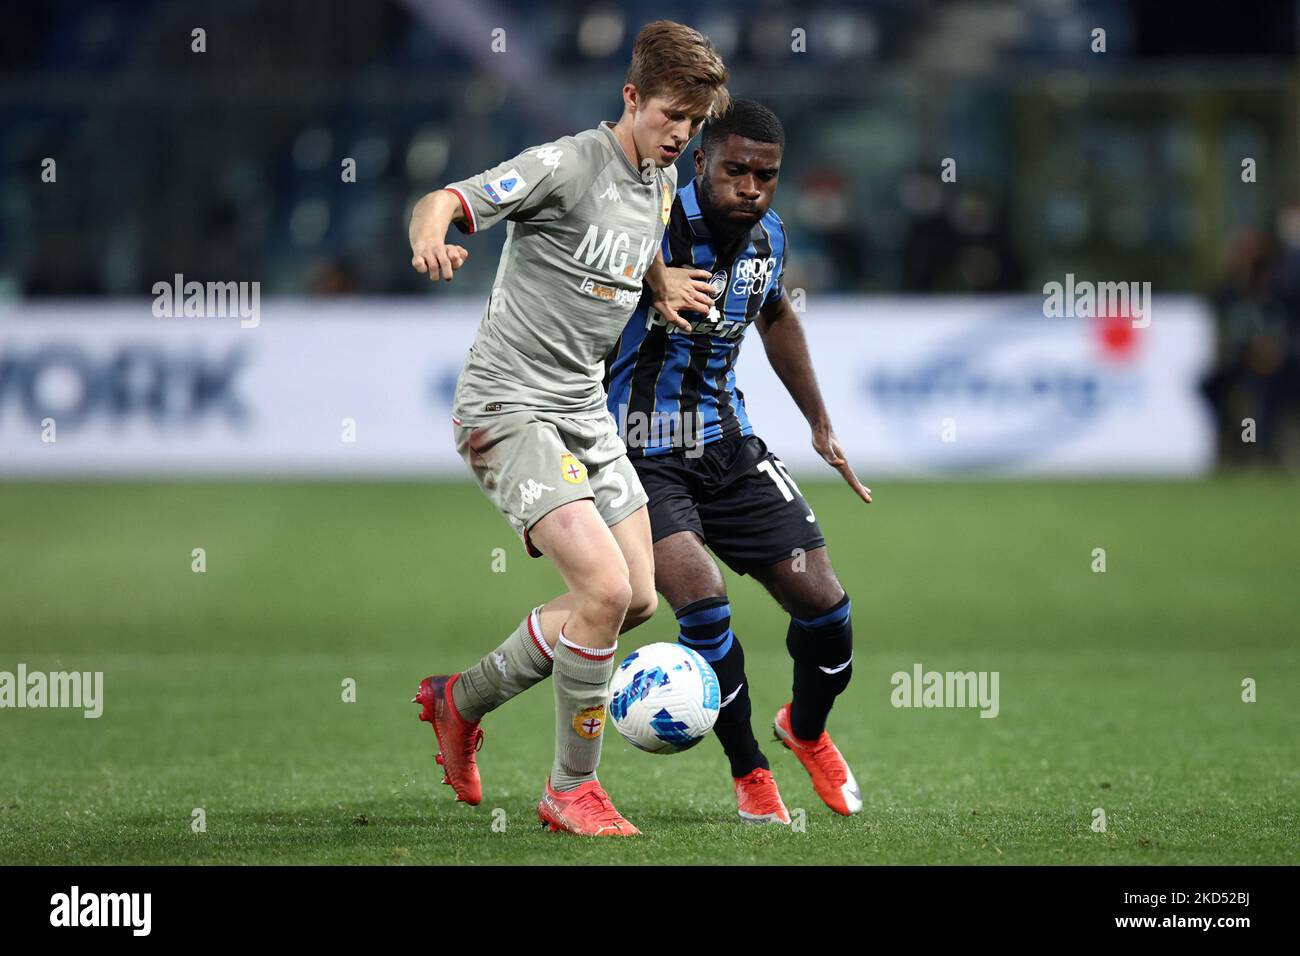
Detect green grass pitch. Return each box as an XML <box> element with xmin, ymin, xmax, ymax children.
<box><xmin>0</xmin><ymin>476</ymin><xmax>1296</xmax><ymax>865</ymax></box>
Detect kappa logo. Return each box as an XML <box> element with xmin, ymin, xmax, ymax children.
<box><xmin>519</xmin><ymin>479</ymin><xmax>555</xmax><ymax>510</ymax></box>
<box><xmin>573</xmin><ymin>704</ymin><xmax>606</xmax><ymax>739</ymax></box>
<box><xmin>599</xmin><ymin>182</ymin><xmax>622</xmax><ymax>203</ymax></box>
<box><xmin>529</xmin><ymin>146</ymin><xmax>564</xmax><ymax>175</ymax></box>
<box><xmin>560</xmin><ymin>452</ymin><xmax>587</xmax><ymax>484</ymax></box>
<box><xmin>491</xmin><ymin>652</ymin><xmax>507</xmax><ymax>679</ymax></box>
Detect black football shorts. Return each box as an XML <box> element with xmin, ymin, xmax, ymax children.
<box><xmin>631</xmin><ymin>432</ymin><xmax>826</xmax><ymax>575</ymax></box>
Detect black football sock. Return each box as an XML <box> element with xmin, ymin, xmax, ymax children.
<box><xmin>786</xmin><ymin>594</ymin><xmax>853</xmax><ymax>741</ymax></box>
<box><xmin>676</xmin><ymin>597</ymin><xmax>768</xmax><ymax>778</ymax></box>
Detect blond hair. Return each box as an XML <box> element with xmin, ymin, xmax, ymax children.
<box><xmin>627</xmin><ymin>20</ymin><xmax>731</xmax><ymax>120</ymax></box>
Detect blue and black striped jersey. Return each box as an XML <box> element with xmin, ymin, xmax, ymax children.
<box><xmin>604</xmin><ymin>177</ymin><xmax>788</xmax><ymax>457</ymax></box>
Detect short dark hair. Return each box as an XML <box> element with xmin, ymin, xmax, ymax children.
<box><xmin>701</xmin><ymin>99</ymin><xmax>785</xmax><ymax>155</ymax></box>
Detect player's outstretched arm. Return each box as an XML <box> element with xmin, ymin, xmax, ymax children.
<box><xmin>411</xmin><ymin>137</ymin><xmax>584</xmax><ymax>283</ymax></box>
<box><xmin>409</xmin><ymin>190</ymin><xmax>470</xmax><ymax>282</ymax></box>
<box><xmin>756</xmin><ymin>293</ymin><xmax>872</xmax><ymax>504</ymax></box>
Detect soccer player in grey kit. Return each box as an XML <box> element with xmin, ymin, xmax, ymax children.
<box><xmin>406</xmin><ymin>21</ymin><xmax>730</xmax><ymax>836</ymax></box>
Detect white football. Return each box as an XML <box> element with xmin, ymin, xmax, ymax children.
<box><xmin>609</xmin><ymin>642</ymin><xmax>720</xmax><ymax>754</ymax></box>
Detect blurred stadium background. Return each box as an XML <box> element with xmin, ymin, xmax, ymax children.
<box><xmin>0</xmin><ymin>1</ymin><xmax>1297</xmax><ymax>865</ymax></box>
<box><xmin>2</xmin><ymin>0</ymin><xmax>1299</xmax><ymax>467</ymax></box>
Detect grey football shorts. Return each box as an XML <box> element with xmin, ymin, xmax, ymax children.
<box><xmin>453</xmin><ymin>408</ymin><xmax>648</xmax><ymax>557</ymax></box>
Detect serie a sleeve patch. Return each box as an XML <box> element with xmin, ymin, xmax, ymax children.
<box><xmin>484</xmin><ymin>169</ymin><xmax>528</xmax><ymax>205</ymax></box>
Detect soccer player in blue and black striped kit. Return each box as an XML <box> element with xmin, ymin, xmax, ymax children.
<box><xmin>605</xmin><ymin>100</ymin><xmax>873</xmax><ymax>823</ymax></box>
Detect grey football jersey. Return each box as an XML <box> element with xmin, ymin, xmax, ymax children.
<box><xmin>445</xmin><ymin>121</ymin><xmax>678</xmax><ymax>419</ymax></box>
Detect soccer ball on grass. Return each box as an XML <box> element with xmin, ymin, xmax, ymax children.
<box><xmin>609</xmin><ymin>642</ymin><xmax>720</xmax><ymax>754</ymax></box>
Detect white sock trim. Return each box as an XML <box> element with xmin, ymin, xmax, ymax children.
<box><xmin>527</xmin><ymin>607</ymin><xmax>554</xmax><ymax>660</ymax></box>
<box><xmin>558</xmin><ymin>628</ymin><xmax>616</xmax><ymax>657</ymax></box>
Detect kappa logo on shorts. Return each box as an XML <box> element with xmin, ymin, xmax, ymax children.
<box><xmin>573</xmin><ymin>704</ymin><xmax>606</xmax><ymax>739</ymax></box>
<box><xmin>519</xmin><ymin>479</ymin><xmax>555</xmax><ymax>510</ymax></box>
<box><xmin>560</xmin><ymin>452</ymin><xmax>587</xmax><ymax>484</ymax></box>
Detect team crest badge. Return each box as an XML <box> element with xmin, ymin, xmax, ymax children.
<box><xmin>573</xmin><ymin>704</ymin><xmax>605</xmax><ymax>739</ymax></box>
<box><xmin>560</xmin><ymin>452</ymin><xmax>587</xmax><ymax>484</ymax></box>
<box><xmin>661</xmin><ymin>183</ymin><xmax>673</xmax><ymax>225</ymax></box>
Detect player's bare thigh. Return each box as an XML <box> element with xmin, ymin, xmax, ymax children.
<box><xmin>528</xmin><ymin>499</ymin><xmax>631</xmax><ymax>648</ymax></box>
<box><xmin>607</xmin><ymin>505</ymin><xmax>657</xmax><ymax>628</ymax></box>
<box><xmin>532</xmin><ymin>503</ymin><xmax>658</xmax><ymax>645</ymax></box>
<box><xmin>653</xmin><ymin>530</ymin><xmax>727</xmax><ymax>611</ymax></box>
<box><xmin>750</xmin><ymin>545</ymin><xmax>846</xmax><ymax>618</ymax></box>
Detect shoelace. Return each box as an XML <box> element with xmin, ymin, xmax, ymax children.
<box><xmin>572</xmin><ymin>786</ymin><xmax>624</xmax><ymax>824</ymax></box>
<box><xmin>805</xmin><ymin>737</ymin><xmax>848</xmax><ymax>787</ymax></box>
<box><xmin>436</xmin><ymin>727</ymin><xmax>483</xmax><ymax>777</ymax></box>
<box><xmin>739</xmin><ymin>770</ymin><xmax>784</xmax><ymax>813</ymax></box>
<box><xmin>460</xmin><ymin>727</ymin><xmax>485</xmax><ymax>761</ymax></box>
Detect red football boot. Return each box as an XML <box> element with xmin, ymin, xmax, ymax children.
<box><xmin>774</xmin><ymin>702</ymin><xmax>862</xmax><ymax>816</ymax></box>
<box><xmin>537</xmin><ymin>777</ymin><xmax>641</xmax><ymax>836</ymax></box>
<box><xmin>733</xmin><ymin>767</ymin><xmax>792</xmax><ymax>825</ymax></box>
<box><xmin>413</xmin><ymin>674</ymin><xmax>484</xmax><ymax>806</ymax></box>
